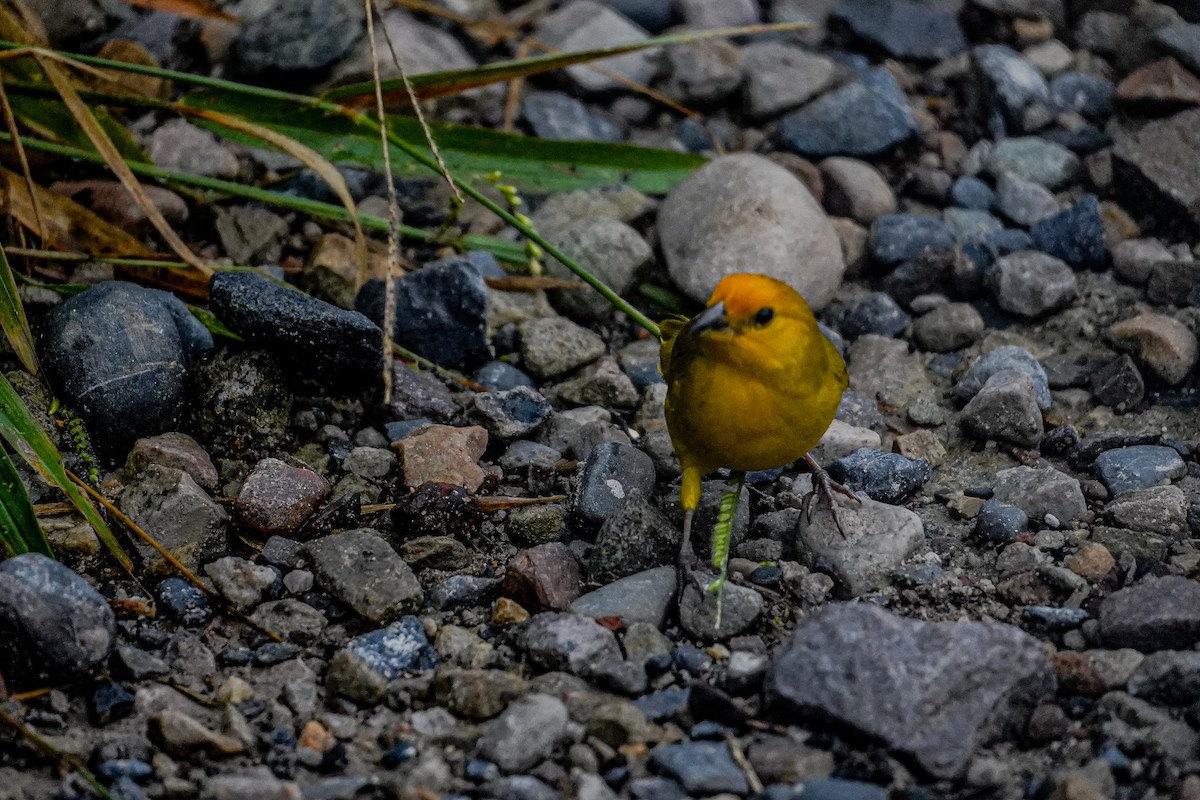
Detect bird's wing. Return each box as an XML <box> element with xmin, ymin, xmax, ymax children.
<box><xmin>657</xmin><ymin>316</ymin><xmax>688</xmax><ymax>377</ymax></box>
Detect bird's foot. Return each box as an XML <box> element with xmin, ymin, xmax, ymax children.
<box><xmin>803</xmin><ymin>454</ymin><xmax>861</xmax><ymax>538</ymax></box>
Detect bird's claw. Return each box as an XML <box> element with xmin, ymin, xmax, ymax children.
<box><xmin>803</xmin><ymin>456</ymin><xmax>861</xmax><ymax>539</ymax></box>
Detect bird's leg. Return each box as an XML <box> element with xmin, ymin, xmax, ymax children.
<box><xmin>679</xmin><ymin>508</ymin><xmax>699</xmax><ymax>572</ymax></box>
<box><xmin>802</xmin><ymin>453</ymin><xmax>860</xmax><ymax>538</ymax></box>
<box><xmin>706</xmin><ymin>471</ymin><xmax>744</xmax><ymax>629</ymax></box>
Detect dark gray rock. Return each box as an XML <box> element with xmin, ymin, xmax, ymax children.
<box><xmin>833</xmin><ymin>292</ymin><xmax>909</xmax><ymax>339</ymax></box>
<box><xmin>830</xmin><ymin>0</ymin><xmax>966</xmax><ymax>60</ymax></box>
<box><xmin>987</xmin><ymin>251</ymin><xmax>1077</xmax><ymax>318</ymax></box>
<box><xmin>795</xmin><ymin>495</ymin><xmax>925</xmax><ymax>595</ymax></box>
<box><xmin>993</xmin><ymin>171</ymin><xmax>1060</xmax><ymax>227</ymax></box>
<box><xmin>39</xmin><ymin>281</ymin><xmax>212</xmax><ymax>460</ymax></box>
<box><xmin>301</xmin><ymin>529</ymin><xmax>423</xmax><ymax>622</ymax></box>
<box><xmin>1090</xmin><ymin>355</ymin><xmax>1145</xmax><ymax>413</ymax></box>
<box><xmin>1029</xmin><ymin>195</ymin><xmax>1107</xmax><ymax>269</ymax></box>
<box><xmin>478</xmin><ymin>694</ymin><xmax>569</xmax><ymax>773</ymax></box>
<box><xmin>950</xmin><ymin>177</ymin><xmax>994</xmax><ymax>210</ymax></box>
<box><xmin>519</xmin><ymin>612</ymin><xmax>625</xmax><ymax>681</ymax></box>
<box><xmin>190</xmin><ymin>349</ymin><xmax>292</xmax><ymax>455</ymax></box>
<box><xmin>231</xmin><ymin>0</ymin><xmax>363</xmax><ymax>77</ymax></box>
<box><xmin>1099</xmin><ymin>576</ymin><xmax>1200</xmax><ymax>651</ymax></box>
<box><xmin>209</xmin><ymin>271</ymin><xmax>383</xmax><ymax>391</ymax></box>
<box><xmin>1156</xmin><ymin>23</ymin><xmax>1200</xmax><ymax>76</ymax></box>
<box><xmin>469</xmin><ymin>387</ymin><xmax>552</xmax><ymax>441</ymax></box>
<box><xmin>0</xmin><ymin>554</ymin><xmax>115</xmax><ymax>687</ymax></box>
<box><xmin>954</xmin><ymin>346</ymin><xmax>1051</xmax><ymax>409</ymax></box>
<box><xmin>571</xmin><ymin>442</ymin><xmax>657</xmax><ymax>529</ymax></box>
<box><xmin>650</xmin><ymin>741</ymin><xmax>750</xmax><ymax>795</ymax></box>
<box><xmin>777</xmin><ymin>69</ymin><xmax>918</xmax><ymax>157</ymax></box>
<box><xmin>120</xmin><ymin>465</ymin><xmax>229</xmax><ymax>574</ymax></box>
<box><xmin>763</xmin><ymin>603</ymin><xmax>1055</xmax><ymax>779</ymax></box>
<box><xmin>959</xmin><ymin>370</ymin><xmax>1044</xmax><ymax>448</ymax></box>
<box><xmin>1094</xmin><ymin>445</ymin><xmax>1187</xmax><ymax>496</ymax></box>
<box><xmin>357</xmin><ymin>261</ymin><xmax>490</xmax><ymax>369</ymax></box>
<box><xmin>1112</xmin><ymin>108</ymin><xmax>1200</xmax><ymax>235</ymax></box>
<box><xmin>1049</xmin><ymin>73</ymin><xmax>1115</xmax><ymax>120</ymax></box>
<box><xmin>975</xmin><ymin>500</ymin><xmax>1028</xmax><ymax>543</ymax></box>
<box><xmin>473</xmin><ymin>361</ymin><xmax>537</xmax><ymax>392</ymax></box>
<box><xmin>570</xmin><ymin>567</ymin><xmax>677</xmax><ymax>628</ymax></box>
<box><xmin>1128</xmin><ymin>650</ymin><xmax>1200</xmax><ymax>705</ymax></box>
<box><xmin>156</xmin><ymin>577</ymin><xmax>213</xmax><ymax>626</ymax></box>
<box><xmin>1147</xmin><ymin>260</ymin><xmax>1200</xmax><ymax>305</ymax></box>
<box><xmin>678</xmin><ymin>577</ymin><xmax>764</xmax><ymax>640</ymax></box>
<box><xmin>868</xmin><ymin>214</ymin><xmax>956</xmax><ymax>269</ymax></box>
<box><xmin>522</xmin><ymin>91</ymin><xmax>622</xmax><ymax>141</ymax></box>
<box><xmin>828</xmin><ymin>448</ymin><xmax>931</xmax><ymax>504</ymax></box>
<box><xmin>991</xmin><ymin>465</ymin><xmax>1087</xmax><ymax>525</ymax></box>
<box><xmin>972</xmin><ymin>45</ymin><xmax>1051</xmax><ymax>134</ymax></box>
<box><xmin>326</xmin><ymin>616</ymin><xmax>437</xmax><ymax>703</ymax></box>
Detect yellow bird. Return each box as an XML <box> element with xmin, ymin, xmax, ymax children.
<box><xmin>660</xmin><ymin>273</ymin><xmax>852</xmax><ymax>584</ymax></box>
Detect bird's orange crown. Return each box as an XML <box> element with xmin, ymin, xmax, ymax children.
<box><xmin>707</xmin><ymin>273</ymin><xmax>813</xmax><ymax>322</ymax></box>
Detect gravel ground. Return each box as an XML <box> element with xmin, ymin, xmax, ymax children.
<box><xmin>5</xmin><ymin>1</ymin><xmax>1200</xmax><ymax>799</ymax></box>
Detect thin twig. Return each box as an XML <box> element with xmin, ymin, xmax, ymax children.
<box><xmin>0</xmin><ymin>77</ymin><xmax>45</xmax><ymax>244</ymax></box>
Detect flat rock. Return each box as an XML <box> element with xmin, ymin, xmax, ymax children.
<box><xmin>831</xmin><ymin>0</ymin><xmax>966</xmax><ymax>60</ymax></box>
<box><xmin>741</xmin><ymin>42</ymin><xmax>837</xmax><ymax>120</ymax></box>
<box><xmin>763</xmin><ymin>603</ymin><xmax>1055</xmax><ymax>779</ymax></box>
<box><xmin>1094</xmin><ymin>445</ymin><xmax>1187</xmax><ymax>496</ymax></box>
<box><xmin>987</xmin><ymin>250</ymin><xmax>1077</xmax><ymax>318</ymax></box>
<box><xmin>795</xmin><ymin>495</ymin><xmax>925</xmax><ymax>595</ymax></box>
<box><xmin>992</xmin><ymin>465</ymin><xmax>1087</xmax><ymax>524</ymax></box>
<box><xmin>777</xmin><ymin>68</ymin><xmax>919</xmax><ymax>158</ymax></box>
<box><xmin>570</xmin><ymin>567</ymin><xmax>677</xmax><ymax>629</ymax></box>
<box><xmin>536</xmin><ymin>0</ymin><xmax>657</xmax><ymax>92</ymax></box>
<box><xmin>478</xmin><ymin>694</ymin><xmax>569</xmax><ymax>773</ymax></box>
<box><xmin>658</xmin><ymin>153</ymin><xmax>844</xmax><ymax>310</ymax></box>
<box><xmin>394</xmin><ymin>424</ymin><xmax>488</xmax><ymax>491</ymax></box>
<box><xmin>301</xmin><ymin>529</ymin><xmax>422</xmax><ymax>622</ymax></box>
<box><xmin>1099</xmin><ymin>576</ymin><xmax>1200</xmax><ymax>651</ymax></box>
<box><xmin>121</xmin><ymin>465</ymin><xmax>229</xmax><ymax>574</ymax></box>
<box><xmin>1112</xmin><ymin>107</ymin><xmax>1200</xmax><ymax>235</ymax></box>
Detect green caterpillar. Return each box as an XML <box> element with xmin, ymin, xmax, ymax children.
<box><xmin>49</xmin><ymin>399</ymin><xmax>100</xmax><ymax>486</ymax></box>
<box><xmin>706</xmin><ymin>473</ymin><xmax>745</xmax><ymax>627</ymax></box>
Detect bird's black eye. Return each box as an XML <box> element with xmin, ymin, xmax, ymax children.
<box><xmin>755</xmin><ymin>307</ymin><xmax>775</xmax><ymax>326</ymax></box>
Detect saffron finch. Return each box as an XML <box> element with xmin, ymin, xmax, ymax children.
<box><xmin>660</xmin><ymin>273</ymin><xmax>852</xmax><ymax>585</ymax></box>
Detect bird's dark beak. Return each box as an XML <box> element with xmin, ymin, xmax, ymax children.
<box><xmin>688</xmin><ymin>301</ymin><xmax>728</xmax><ymax>334</ymax></box>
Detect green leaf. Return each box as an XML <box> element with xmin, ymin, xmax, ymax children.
<box><xmin>0</xmin><ymin>246</ymin><xmax>39</xmax><ymax>374</ymax></box>
<box><xmin>0</xmin><ymin>444</ymin><xmax>52</xmax><ymax>558</ymax></box>
<box><xmin>183</xmin><ymin>91</ymin><xmax>706</xmax><ymax>194</ymax></box>
<box><xmin>7</xmin><ymin>94</ymin><xmax>147</xmax><ymax>163</ymax></box>
<box><xmin>0</xmin><ymin>373</ymin><xmax>132</xmax><ymax>571</ymax></box>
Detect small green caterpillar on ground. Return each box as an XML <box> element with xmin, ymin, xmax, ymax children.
<box><xmin>49</xmin><ymin>399</ymin><xmax>100</xmax><ymax>486</ymax></box>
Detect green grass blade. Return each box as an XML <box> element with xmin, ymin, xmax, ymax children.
<box><xmin>0</xmin><ymin>443</ymin><xmax>52</xmax><ymax>558</ymax></box>
<box><xmin>0</xmin><ymin>373</ymin><xmax>132</xmax><ymax>571</ymax></box>
<box><xmin>0</xmin><ymin>246</ymin><xmax>39</xmax><ymax>375</ymax></box>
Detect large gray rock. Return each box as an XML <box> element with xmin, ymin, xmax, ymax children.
<box><xmin>0</xmin><ymin>554</ymin><xmax>115</xmax><ymax>687</ymax></box>
<box><xmin>764</xmin><ymin>603</ymin><xmax>1055</xmax><ymax>778</ymax></box>
<box><xmin>1112</xmin><ymin>108</ymin><xmax>1200</xmax><ymax>235</ymax></box>
<box><xmin>794</xmin><ymin>496</ymin><xmax>925</xmax><ymax>595</ymax></box>
<box><xmin>658</xmin><ymin>153</ymin><xmax>844</xmax><ymax>310</ymax></box>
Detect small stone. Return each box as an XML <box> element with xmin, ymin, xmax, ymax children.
<box><xmin>191</xmin><ymin>350</ymin><xmax>293</xmax><ymax>455</ymax></box>
<box><xmin>552</xmin><ymin>356</ymin><xmax>640</xmax><ymax>409</ymax></box>
<box><xmin>394</xmin><ymin>424</ymin><xmax>488</xmax><ymax>491</ymax></box>
<box><xmin>810</xmin><ymin>419</ymin><xmax>883</xmax><ymax>464</ymax></box>
<box><xmin>125</xmin><ymin>432</ymin><xmax>218</xmax><ymax>492</ymax></box>
<box><xmin>326</xmin><ymin>617</ymin><xmax>438</xmax><ymax>704</ymax></box>
<box><xmin>1064</xmin><ymin>542</ymin><xmax>1116</xmax><ymax>583</ymax></box>
<box><xmin>833</xmin><ymin>292</ymin><xmax>909</xmax><ymax>339</ymax></box>
<box><xmin>649</xmin><ymin>741</ymin><xmax>750</xmax><ymax>796</ymax></box>
<box><xmin>1111</xmin><ymin>107</ymin><xmax>1200</xmax><ymax>235</ymax></box>
<box><xmin>469</xmin><ymin>387</ymin><xmax>552</xmax><ymax>440</ymax></box>
<box><xmin>992</xmin><ymin>465</ymin><xmax>1087</xmax><ymax>524</ymax></box>
<box><xmin>987</xmin><ymin>250</ymin><xmax>1077</xmax><ymax>318</ymax></box>
<box><xmin>342</xmin><ymin>446</ymin><xmax>394</xmax><ymax>480</ymax></box>
<box><xmin>231</xmin><ymin>0</ymin><xmax>362</xmax><ymax>77</ymax></box>
<box><xmin>570</xmin><ymin>442</ymin><xmax>657</xmax><ymax>529</ymax></box>
<box><xmin>658</xmin><ymin>153</ymin><xmax>844</xmax><ymax>311</ymax></box>
<box><xmin>204</xmin><ymin>556</ymin><xmax>278</xmax><ymax>611</ymax></box>
<box><xmin>250</xmin><ymin>599</ymin><xmax>326</xmax><ymax>644</ymax></box>
<box><xmin>478</xmin><ymin>694</ymin><xmax>569</xmax><ymax>773</ymax></box>
<box><xmin>960</xmin><ymin>370</ymin><xmax>1044</xmax><ymax>448</ymax></box>
<box><xmin>1147</xmin><ymin>260</ymin><xmax>1200</xmax><ymax>304</ymax></box>
<box><xmin>500</xmin><ymin>542</ymin><xmax>583</xmax><ymax>613</ymax></box>
<box><xmin>474</xmin><ymin>361</ymin><xmax>537</xmax><ymax>392</ymax></box>
<box><xmin>994</xmin><ymin>171</ymin><xmax>1061</xmax><ymax>227</ymax></box>
<box><xmin>1109</xmin><ymin>312</ymin><xmax>1198</xmax><ymax>385</ymax></box>
<box><xmin>589</xmin><ymin>492</ymin><xmax>680</xmax><ymax>582</ymax></box>
<box><xmin>1094</xmin><ymin>445</ymin><xmax>1187</xmax><ymax>496</ymax></box>
<box><xmin>795</xmin><ymin>495</ymin><xmax>925</xmax><ymax>596</ymax></box>
<box><xmin>536</xmin><ymin>0</ymin><xmax>657</xmax><ymax>93</ymax></box>
<box><xmin>1116</xmin><ymin>57</ymin><xmax>1200</xmax><ymax>107</ymax></box>
<box><xmin>893</xmin><ymin>429</ymin><xmax>947</xmax><ymax>467</ymax></box>
<box><xmin>521</xmin><ymin>91</ymin><xmax>622</xmax><ymax>141</ymax></box>
<box><xmin>519</xmin><ymin>612</ymin><xmax>624</xmax><ymax>680</ymax></box>
<box><xmin>828</xmin><ymin>448</ymin><xmax>931</xmax><ymax>504</ymax></box>
<box><xmin>157</xmin><ymin>577</ymin><xmax>213</xmax><ymax>627</ymax></box>
<box><xmin>777</xmin><ymin>68</ymin><xmax>919</xmax><ymax>158</ymax></box>
<box><xmin>868</xmin><ymin>214</ymin><xmax>955</xmax><ymax>269</ymax></box>
<box><xmin>120</xmin><ymin>465</ymin><xmax>229</xmax><ymax>574</ymax></box>
<box><xmin>831</xmin><ymin>0</ymin><xmax>966</xmax><ymax>60</ymax></box>
<box><xmin>985</xmin><ymin>137</ymin><xmax>1082</xmax><ymax>189</ymax></box>
<box><xmin>1127</xmin><ymin>650</ymin><xmax>1200</xmax><ymax>705</ymax></box>
<box><xmin>303</xmin><ymin>232</ymin><xmax>388</xmax><ymax>310</ymax></box>
<box><xmin>913</xmin><ymin>303</ymin><xmax>985</xmax><ymax>351</ymax></box>
<box><xmin>1090</xmin><ymin>354</ymin><xmax>1145</xmax><ymax>412</ymax></box>
<box><xmin>973</xmin><ymin>44</ymin><xmax>1051</xmax><ymax>133</ymax></box>
<box><xmin>975</xmin><ymin>500</ymin><xmax>1029</xmax><ymax>543</ymax></box>
<box><xmin>1099</xmin><ymin>576</ymin><xmax>1200</xmax><ymax>651</ymax></box>
<box><xmin>152</xmin><ymin>708</ymin><xmax>244</xmax><ymax>759</ymax></box>
<box><xmin>505</xmin><ymin>504</ymin><xmax>566</xmax><ymax>547</ymax></box>
<box><xmin>147</xmin><ymin>119</ymin><xmax>239</xmax><ymax>179</ymax></box>
<box><xmin>235</xmin><ymin>458</ymin><xmax>328</xmax><ymax>538</ymax></box>
<box><xmin>1106</xmin><ymin>484</ymin><xmax>1188</xmax><ymax>536</ymax></box>
<box><xmin>1029</xmin><ymin>195</ymin><xmax>1108</xmax><ymax>269</ymax></box>
<box><xmin>518</xmin><ymin>316</ymin><xmax>606</xmax><ymax>381</ymax></box>
<box><xmin>950</xmin><ymin>176</ymin><xmax>995</xmax><ymax>211</ymax></box>
<box><xmin>300</xmin><ymin>529</ymin><xmax>422</xmax><ymax>623</ymax></box>
<box><xmin>210</xmin><ymin>271</ymin><xmax>383</xmax><ymax>392</ymax></box>
<box><xmin>1112</xmin><ymin>238</ymin><xmax>1174</xmax><ymax>285</ymax></box>
<box><xmin>214</xmin><ymin>206</ymin><xmax>289</xmax><ymax>264</ymax></box>
<box><xmin>0</xmin><ymin>554</ymin><xmax>116</xmax><ymax>687</ymax></box>
<box><xmin>434</xmin><ymin>667</ymin><xmax>527</xmax><ymax>721</ymax></box>
<box><xmin>740</xmin><ymin>42</ymin><xmax>836</xmax><ymax>120</ymax></box>
<box><xmin>819</xmin><ymin>157</ymin><xmax>897</xmax><ymax>225</ymax></box>
<box><xmin>955</xmin><ymin>346</ymin><xmax>1052</xmax><ymax>409</ymax></box>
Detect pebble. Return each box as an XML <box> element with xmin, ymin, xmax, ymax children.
<box><xmin>1109</xmin><ymin>312</ymin><xmax>1198</xmax><ymax>385</ymax></box>
<box><xmin>832</xmin><ymin>0</ymin><xmax>965</xmax><ymax>60</ymax></box>
<box><xmin>521</xmin><ymin>91</ymin><xmax>622</xmax><ymax>142</ymax></box>
<box><xmin>678</xmin><ymin>577</ymin><xmax>764</xmax><ymax>641</ymax></box>
<box><xmin>810</xmin><ymin>419</ymin><xmax>882</xmax><ymax>464</ymax></box>
<box><xmin>124</xmin><ymin>431</ymin><xmax>219</xmax><ymax>491</ymax></box>
<box><xmin>326</xmin><ymin>617</ymin><xmax>438</xmax><ymax>704</ymax></box>
<box><xmin>301</xmin><ymin>529</ymin><xmax>422</xmax><ymax>622</ymax></box>
<box><xmin>152</xmin><ymin>708</ymin><xmax>244</xmax><ymax>759</ymax></box>
<box><xmin>250</xmin><ymin>599</ymin><xmax>326</xmax><ymax>644</ymax></box>
<box><xmin>777</xmin><ymin>68</ymin><xmax>919</xmax><ymax>158</ymax></box>
<box><xmin>40</xmin><ymin>281</ymin><xmax>213</xmax><ymax>459</ymax></box>
<box><xmin>571</xmin><ymin>442</ymin><xmax>657</xmax><ymax>529</ymax></box>
<box><xmin>535</xmin><ymin>0</ymin><xmax>657</xmax><ymax>93</ymax></box>
<box><xmin>204</xmin><ymin>556</ymin><xmax>278</xmax><ymax>611</ymax></box>
<box><xmin>960</xmin><ymin>369</ymin><xmax>1044</xmax><ymax>447</ymax></box>
<box><xmin>157</xmin><ymin>577</ymin><xmax>214</xmax><ymax>626</ymax></box>
<box><xmin>1099</xmin><ymin>576</ymin><xmax>1200</xmax><ymax>651</ymax></box>
<box><xmin>478</xmin><ymin>694</ymin><xmax>569</xmax><ymax>773</ymax></box>
<box><xmin>819</xmin><ymin>157</ymin><xmax>897</xmax><ymax>224</ymax></box>
<box><xmin>795</xmin><ymin>495</ymin><xmax>925</xmax><ymax>595</ymax></box>
<box><xmin>993</xmin><ymin>170</ymin><xmax>1061</xmax><ymax>226</ymax></box>
<box><xmin>394</xmin><ymin>424</ymin><xmax>488</xmax><ymax>491</ymax></box>
<box><xmin>469</xmin><ymin>387</ymin><xmax>552</xmax><ymax>440</ymax></box>
<box><xmin>741</xmin><ymin>42</ymin><xmax>836</xmax><ymax>120</ymax></box>
<box><xmin>1051</xmin><ymin>72</ymin><xmax>1115</xmax><ymax>119</ymax></box>
<box><xmin>1127</xmin><ymin>650</ymin><xmax>1200</xmax><ymax>706</ymax></box>
<box><xmin>1029</xmin><ymin>195</ymin><xmax>1108</xmax><ymax>270</ymax></box>
<box><xmin>120</xmin><ymin>465</ymin><xmax>229</xmax><ymax>573</ymax></box>
<box><xmin>356</xmin><ymin>260</ymin><xmax>489</xmax><ymax>370</ymax></box>
<box><xmin>1111</xmin><ymin>108</ymin><xmax>1200</xmax><ymax>234</ymax></box>
<box><xmin>827</xmin><ymin>448</ymin><xmax>932</xmax><ymax>504</ymax></box>
<box><xmin>764</xmin><ymin>603</ymin><xmax>1053</xmax><ymax>778</ymax></box>
<box><xmin>519</xmin><ymin>612</ymin><xmax>624</xmax><ymax>681</ymax></box>
<box><xmin>1106</xmin><ymin>485</ymin><xmax>1188</xmax><ymax>536</ymax></box>
<box><xmin>544</xmin><ymin>219</ymin><xmax>652</xmax><ymax>323</ymax></box>
<box><xmin>987</xmin><ymin>250</ymin><xmax>1077</xmax><ymax>318</ymax></box>
<box><xmin>0</xmin><ymin>554</ymin><xmax>116</xmax><ymax>687</ymax></box>
<box><xmin>147</xmin><ymin>119</ymin><xmax>240</xmax><ymax>179</ymax></box>
<box><xmin>943</xmin><ymin>208</ymin><xmax>1004</xmax><ymax>243</ymax></box>
<box><xmin>992</xmin><ymin>465</ymin><xmax>1087</xmax><ymax>525</ymax></box>
<box><xmin>954</xmin><ymin>346</ymin><xmax>1052</xmax><ymax>409</ymax></box>
<box><xmin>571</xmin><ymin>567</ymin><xmax>676</xmax><ymax>629</ymax></box>
<box><xmin>658</xmin><ymin>153</ymin><xmax>843</xmax><ymax>310</ymax></box>
<box><xmin>649</xmin><ymin>741</ymin><xmax>749</xmax><ymax>795</ymax></box>
<box><xmin>589</xmin><ymin>492</ymin><xmax>680</xmax><ymax>581</ymax></box>
<box><xmin>1093</xmin><ymin>445</ymin><xmax>1187</xmax><ymax>496</ymax></box>
<box><xmin>231</xmin><ymin>0</ymin><xmax>361</xmax><ymax>77</ymax></box>
<box><xmin>984</xmin><ymin>137</ymin><xmax>1082</xmax><ymax>188</ymax></box>
<box><xmin>1091</xmin><ymin>354</ymin><xmax>1145</xmax><ymax>412</ymax></box>
<box><xmin>975</xmin><ymin>500</ymin><xmax>1029</xmax><ymax>543</ymax></box>
<box><xmin>518</xmin><ymin>316</ymin><xmax>606</xmax><ymax>381</ymax></box>
<box><xmin>868</xmin><ymin>214</ymin><xmax>956</xmax><ymax>269</ymax></box>
<box><xmin>950</xmin><ymin>176</ymin><xmax>994</xmax><ymax>210</ymax></box>
<box><xmin>913</xmin><ymin>302</ymin><xmax>984</xmax><ymax>351</ymax></box>
<box><xmin>235</xmin><ymin>458</ymin><xmax>329</xmax><ymax>538</ymax></box>
<box><xmin>211</xmin><ymin>272</ymin><xmax>383</xmax><ymax>392</ymax></box>
<box><xmin>500</xmin><ymin>542</ymin><xmax>583</xmax><ymax>613</ymax></box>
<box><xmin>973</xmin><ymin>44</ymin><xmax>1051</xmax><ymax>134</ymax></box>
<box><xmin>1112</xmin><ymin>238</ymin><xmax>1174</xmax><ymax>285</ymax></box>
<box><xmin>1064</xmin><ymin>542</ymin><xmax>1116</xmax><ymax>583</ymax></box>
